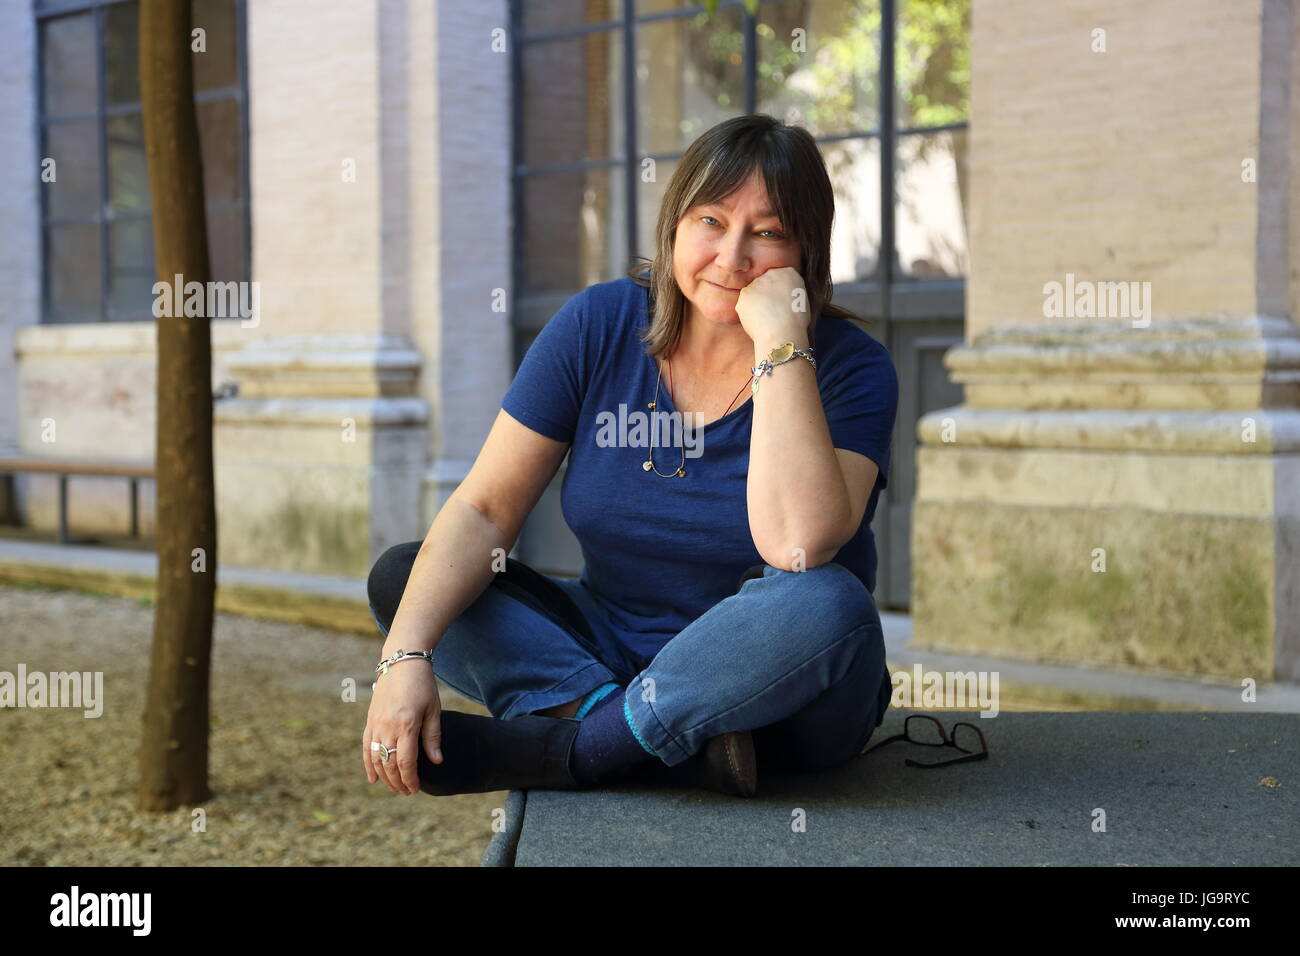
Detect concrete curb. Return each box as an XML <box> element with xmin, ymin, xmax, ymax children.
<box><xmin>0</xmin><ymin>537</ymin><xmax>376</xmax><ymax>636</ymax></box>
<box><xmin>481</xmin><ymin>789</ymin><xmax>527</xmax><ymax>867</ymax></box>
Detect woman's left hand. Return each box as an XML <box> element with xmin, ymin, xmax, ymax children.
<box><xmin>734</xmin><ymin>266</ymin><xmax>812</xmax><ymax>343</ymax></box>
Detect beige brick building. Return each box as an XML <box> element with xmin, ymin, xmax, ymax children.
<box><xmin>1</xmin><ymin>0</ymin><xmax>1296</xmax><ymax>684</ymax></box>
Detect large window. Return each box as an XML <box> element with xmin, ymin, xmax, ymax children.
<box><xmin>510</xmin><ymin>0</ymin><xmax>969</xmax><ymax>331</ymax></box>
<box><xmin>36</xmin><ymin>0</ymin><xmax>249</xmax><ymax>323</ymax></box>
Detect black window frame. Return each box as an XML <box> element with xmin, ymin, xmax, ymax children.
<box><xmin>509</xmin><ymin>0</ymin><xmax>968</xmax><ymax>333</ymax></box>
<box><xmin>34</xmin><ymin>0</ymin><xmax>251</xmax><ymax>324</ymax></box>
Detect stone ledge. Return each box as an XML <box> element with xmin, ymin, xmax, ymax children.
<box><xmin>224</xmin><ymin>334</ymin><xmax>424</xmax><ymax>398</ymax></box>
<box><xmin>215</xmin><ymin>396</ymin><xmax>428</xmax><ymax>427</ymax></box>
<box><xmin>963</xmin><ymin>315</ymin><xmax>1297</xmax><ymax>346</ymax></box>
<box><xmin>916</xmin><ymin>407</ymin><xmax>1300</xmax><ymax>452</ymax></box>
<box><xmin>946</xmin><ymin>315</ymin><xmax>1300</xmax><ymax>410</ymax></box>
<box><xmin>915</xmin><ymin>445</ymin><xmax>1299</xmax><ymax>517</ymax></box>
<box><xmin>15</xmin><ymin>319</ymin><xmax>251</xmax><ymax>357</ymax></box>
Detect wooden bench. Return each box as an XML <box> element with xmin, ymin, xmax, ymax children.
<box><xmin>0</xmin><ymin>457</ymin><xmax>154</xmax><ymax>544</ymax></box>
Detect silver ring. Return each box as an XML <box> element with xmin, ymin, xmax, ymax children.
<box><xmin>370</xmin><ymin>740</ymin><xmax>396</xmax><ymax>764</ymax></box>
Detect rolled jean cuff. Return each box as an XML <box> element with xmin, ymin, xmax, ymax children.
<box><xmin>623</xmin><ymin>690</ymin><xmax>692</xmax><ymax>765</ymax></box>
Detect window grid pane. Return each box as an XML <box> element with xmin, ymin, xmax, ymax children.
<box><xmin>896</xmin><ymin>0</ymin><xmax>969</xmax><ymax>130</ymax></box>
<box><xmin>42</xmin><ymin>12</ymin><xmax>97</xmax><ymax>117</ymax></box>
<box><xmin>521</xmin><ymin>167</ymin><xmax>626</xmax><ymax>295</ymax></box>
<box><xmin>635</xmin><ymin>155</ymin><xmax>678</xmax><ymax>261</ymax></box>
<box><xmin>107</xmin><ymin>112</ymin><xmax>149</xmax><ymax>214</ymax></box>
<box><xmin>38</xmin><ymin>0</ymin><xmax>250</xmax><ymax>323</ymax></box>
<box><xmin>521</xmin><ymin>29</ymin><xmax>624</xmax><ymax>168</ymax></box>
<box><xmin>636</xmin><ymin>6</ymin><xmax>746</xmax><ymax>156</ymax></box>
<box><xmin>48</xmin><ymin>224</ymin><xmax>104</xmax><ymax>322</ymax></box>
<box><xmin>895</xmin><ymin>127</ymin><xmax>967</xmax><ymax>279</ymax></box>
<box><xmin>824</xmin><ymin>137</ymin><xmax>882</xmax><ymax>283</ymax></box>
<box><xmin>521</xmin><ymin>0</ymin><xmax>619</xmax><ymax>36</ymax></box>
<box><xmin>108</xmin><ymin>216</ymin><xmax>154</xmax><ymax>315</ymax></box>
<box><xmin>514</xmin><ymin>0</ymin><xmax>969</xmax><ymax>306</ymax></box>
<box><xmin>104</xmin><ymin>1</ymin><xmax>139</xmax><ymax>106</ymax></box>
<box><xmin>44</xmin><ymin>119</ymin><xmax>103</xmax><ymax>220</ymax></box>
<box><xmin>757</xmin><ymin>0</ymin><xmax>881</xmax><ymax>138</ymax></box>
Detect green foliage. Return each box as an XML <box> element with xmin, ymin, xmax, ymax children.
<box><xmin>897</xmin><ymin>0</ymin><xmax>970</xmax><ymax>127</ymax></box>
<box><xmin>702</xmin><ymin>0</ymin><xmax>760</xmax><ymax>15</ymax></box>
<box><xmin>689</xmin><ymin>0</ymin><xmax>968</xmax><ymax>130</ymax></box>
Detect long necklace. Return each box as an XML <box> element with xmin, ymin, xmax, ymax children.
<box><xmin>643</xmin><ymin>349</ymin><xmax>752</xmax><ymax>478</ymax></box>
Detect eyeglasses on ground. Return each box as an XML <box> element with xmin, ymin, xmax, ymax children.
<box><xmin>858</xmin><ymin>713</ymin><xmax>989</xmax><ymax>769</ymax></box>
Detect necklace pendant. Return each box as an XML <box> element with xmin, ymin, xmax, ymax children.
<box><xmin>647</xmin><ymin>401</ymin><xmax>655</xmax><ymax>410</ymax></box>
<box><xmin>642</xmin><ymin>460</ymin><xmax>652</xmax><ymax>471</ymax></box>
<box><xmin>676</xmin><ymin>467</ymin><xmax>686</xmax><ymax>477</ymax></box>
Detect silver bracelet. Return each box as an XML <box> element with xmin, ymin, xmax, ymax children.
<box><xmin>375</xmin><ymin>647</ymin><xmax>434</xmax><ymax>677</ymax></box>
<box><xmin>750</xmin><ymin>342</ymin><xmax>816</xmax><ymax>394</ymax></box>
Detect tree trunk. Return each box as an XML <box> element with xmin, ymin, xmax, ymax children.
<box><xmin>137</xmin><ymin>0</ymin><xmax>216</xmax><ymax>811</ymax></box>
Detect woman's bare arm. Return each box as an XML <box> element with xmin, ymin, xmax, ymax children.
<box><xmin>378</xmin><ymin>408</ymin><xmax>572</xmax><ymax>656</ymax></box>
<box><xmin>365</xmin><ymin>408</ymin><xmax>572</xmax><ymax>794</ymax></box>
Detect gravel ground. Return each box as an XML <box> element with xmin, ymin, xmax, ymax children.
<box><xmin>0</xmin><ymin>582</ymin><xmax>501</xmax><ymax>867</ymax></box>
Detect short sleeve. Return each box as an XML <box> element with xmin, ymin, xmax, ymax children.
<box><xmin>500</xmin><ymin>289</ymin><xmax>588</xmax><ymax>444</ymax></box>
<box><xmin>819</xmin><ymin>326</ymin><xmax>899</xmax><ymax>491</ymax></box>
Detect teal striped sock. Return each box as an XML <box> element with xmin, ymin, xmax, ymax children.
<box><xmin>573</xmin><ymin>682</ymin><xmax>620</xmax><ymax>720</ymax></box>
<box><xmin>570</xmin><ymin>686</ymin><xmax>656</xmax><ymax>784</ymax></box>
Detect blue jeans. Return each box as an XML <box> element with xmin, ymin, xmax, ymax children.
<box><xmin>366</xmin><ymin>543</ymin><xmax>891</xmax><ymax>774</ymax></box>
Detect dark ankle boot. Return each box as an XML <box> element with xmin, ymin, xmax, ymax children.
<box><xmin>415</xmin><ymin>710</ymin><xmax>588</xmax><ymax>796</ymax></box>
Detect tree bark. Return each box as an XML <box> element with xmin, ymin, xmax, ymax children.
<box><xmin>137</xmin><ymin>0</ymin><xmax>216</xmax><ymax>811</ymax></box>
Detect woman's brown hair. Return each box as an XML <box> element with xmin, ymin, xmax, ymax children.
<box><xmin>627</xmin><ymin>113</ymin><xmax>867</xmax><ymax>359</ymax></box>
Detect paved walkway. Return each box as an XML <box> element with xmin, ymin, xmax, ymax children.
<box><xmin>484</xmin><ymin>711</ymin><xmax>1299</xmax><ymax>866</ymax></box>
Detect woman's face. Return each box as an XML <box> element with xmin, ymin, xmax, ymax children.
<box><xmin>672</xmin><ymin>168</ymin><xmax>801</xmax><ymax>330</ymax></box>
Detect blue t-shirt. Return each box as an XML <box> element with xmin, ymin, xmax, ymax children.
<box><xmin>501</xmin><ymin>275</ymin><xmax>899</xmax><ymax>662</ymax></box>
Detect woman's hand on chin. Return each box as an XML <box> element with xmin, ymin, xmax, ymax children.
<box><xmin>734</xmin><ymin>266</ymin><xmax>812</xmax><ymax>343</ymax></box>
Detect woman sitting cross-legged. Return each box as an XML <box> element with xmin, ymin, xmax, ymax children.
<box><xmin>362</xmin><ymin>113</ymin><xmax>899</xmax><ymax>799</ymax></box>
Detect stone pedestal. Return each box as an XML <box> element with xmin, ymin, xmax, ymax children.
<box><xmin>914</xmin><ymin>316</ymin><xmax>1300</xmax><ymax>681</ymax></box>
<box><xmin>214</xmin><ymin>335</ymin><xmax>427</xmax><ymax>578</ymax></box>
<box><xmin>914</xmin><ymin>0</ymin><xmax>1300</xmax><ymax>683</ymax></box>
<box><xmin>219</xmin><ymin>0</ymin><xmax>511</xmax><ymax>574</ymax></box>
